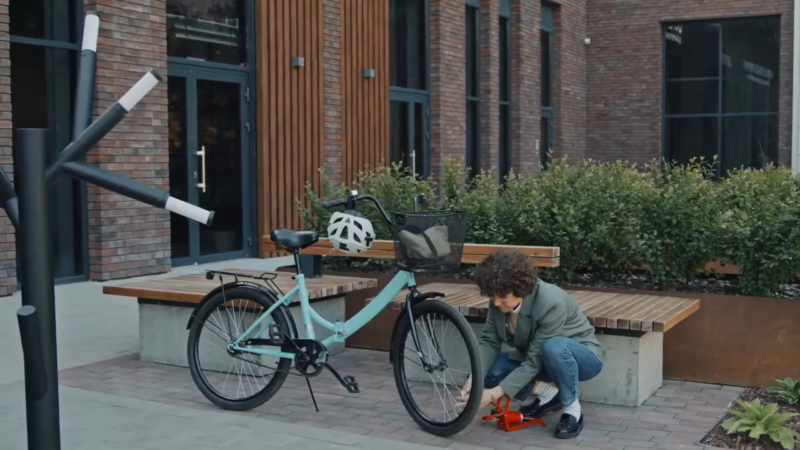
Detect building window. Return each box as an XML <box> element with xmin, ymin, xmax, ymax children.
<box><xmin>391</xmin><ymin>0</ymin><xmax>427</xmax><ymax>90</ymax></box>
<box><xmin>390</xmin><ymin>0</ymin><xmax>430</xmax><ymax>177</ymax></box>
<box><xmin>10</xmin><ymin>0</ymin><xmax>86</xmax><ymax>281</ymax></box>
<box><xmin>465</xmin><ymin>4</ymin><xmax>480</xmax><ymax>178</ymax></box>
<box><xmin>663</xmin><ymin>17</ymin><xmax>780</xmax><ymax>175</ymax></box>
<box><xmin>540</xmin><ymin>3</ymin><xmax>554</xmax><ymax>168</ymax></box>
<box><xmin>499</xmin><ymin>13</ymin><xmax>511</xmax><ymax>180</ymax></box>
<box><xmin>166</xmin><ymin>0</ymin><xmax>247</xmax><ymax>65</ymax></box>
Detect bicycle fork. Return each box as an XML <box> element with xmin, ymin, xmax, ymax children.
<box><xmin>404</xmin><ymin>287</ymin><xmax>447</xmax><ymax>371</ymax></box>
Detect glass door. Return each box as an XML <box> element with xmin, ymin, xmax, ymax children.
<box><xmin>168</xmin><ymin>65</ymin><xmax>253</xmax><ymax>266</ymax></box>
<box><xmin>390</xmin><ymin>92</ymin><xmax>429</xmax><ymax>178</ymax></box>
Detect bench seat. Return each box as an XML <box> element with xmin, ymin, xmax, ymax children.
<box><xmin>103</xmin><ymin>269</ymin><xmax>377</xmax><ymax>366</ymax></box>
<box><xmin>369</xmin><ymin>282</ymin><xmax>701</xmax><ymax>407</ymax></box>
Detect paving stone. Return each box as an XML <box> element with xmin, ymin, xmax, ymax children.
<box><xmin>49</xmin><ymin>348</ymin><xmax>740</xmax><ymax>450</ymax></box>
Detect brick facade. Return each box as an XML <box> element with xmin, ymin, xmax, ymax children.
<box><xmin>585</xmin><ymin>0</ymin><xmax>794</xmax><ymax>166</ymax></box>
<box><xmin>510</xmin><ymin>0</ymin><xmax>540</xmax><ymax>175</ymax></box>
<box><xmin>83</xmin><ymin>0</ymin><xmax>170</xmax><ymax>281</ymax></box>
<box><xmin>429</xmin><ymin>0</ymin><xmax>467</xmax><ymax>180</ymax></box>
<box><xmin>479</xmin><ymin>0</ymin><xmax>500</xmax><ymax>178</ymax></box>
<box><xmin>0</xmin><ymin>0</ymin><xmax>796</xmax><ymax>293</ymax></box>
<box><xmin>0</xmin><ymin>0</ymin><xmax>13</xmax><ymax>296</ymax></box>
<box><xmin>323</xmin><ymin>0</ymin><xmax>343</xmax><ymax>186</ymax></box>
<box><xmin>552</xmin><ymin>0</ymin><xmax>587</xmax><ymax>163</ymax></box>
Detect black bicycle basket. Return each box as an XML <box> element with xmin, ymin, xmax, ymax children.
<box><xmin>390</xmin><ymin>210</ymin><xmax>471</xmax><ymax>273</ymax></box>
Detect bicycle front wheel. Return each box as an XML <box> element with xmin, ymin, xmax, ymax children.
<box><xmin>391</xmin><ymin>299</ymin><xmax>484</xmax><ymax>437</ymax></box>
<box><xmin>187</xmin><ymin>286</ymin><xmax>293</xmax><ymax>411</ymax></box>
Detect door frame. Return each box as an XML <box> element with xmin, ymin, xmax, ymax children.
<box><xmin>167</xmin><ymin>62</ymin><xmax>256</xmax><ymax>267</ymax></box>
<box><xmin>389</xmin><ymin>89</ymin><xmax>430</xmax><ymax>178</ymax></box>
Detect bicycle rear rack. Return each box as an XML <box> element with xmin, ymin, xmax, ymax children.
<box><xmin>205</xmin><ymin>269</ymin><xmax>285</xmax><ymax>296</ymax></box>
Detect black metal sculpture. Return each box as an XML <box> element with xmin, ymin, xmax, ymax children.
<box><xmin>0</xmin><ymin>11</ymin><xmax>216</xmax><ymax>450</ymax></box>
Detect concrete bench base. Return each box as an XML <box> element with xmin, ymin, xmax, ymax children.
<box><xmin>138</xmin><ymin>295</ymin><xmax>346</xmax><ymax>369</ymax></box>
<box><xmin>465</xmin><ymin>323</ymin><xmax>662</xmax><ymax>407</ymax></box>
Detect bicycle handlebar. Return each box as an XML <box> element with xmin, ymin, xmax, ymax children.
<box><xmin>323</xmin><ymin>193</ymin><xmax>393</xmax><ymax>225</ymax></box>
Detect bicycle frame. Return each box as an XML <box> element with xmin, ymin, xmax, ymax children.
<box><xmin>231</xmin><ymin>270</ymin><xmax>416</xmax><ymax>359</ymax></box>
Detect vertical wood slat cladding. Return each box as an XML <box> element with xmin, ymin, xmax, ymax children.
<box><xmin>340</xmin><ymin>0</ymin><xmax>390</xmax><ymax>187</ymax></box>
<box><xmin>257</xmin><ymin>0</ymin><xmax>325</xmax><ymax>256</ymax></box>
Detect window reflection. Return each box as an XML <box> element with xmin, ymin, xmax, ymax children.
<box><xmin>167</xmin><ymin>0</ymin><xmax>247</xmax><ymax>65</ymax></box>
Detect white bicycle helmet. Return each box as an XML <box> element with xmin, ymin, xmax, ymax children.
<box><xmin>327</xmin><ymin>210</ymin><xmax>375</xmax><ymax>254</ymax></box>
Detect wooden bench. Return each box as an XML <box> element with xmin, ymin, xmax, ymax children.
<box><xmin>102</xmin><ymin>269</ymin><xmax>377</xmax><ymax>367</ymax></box>
<box><xmin>367</xmin><ymin>282</ymin><xmax>701</xmax><ymax>407</ymax></box>
<box><xmin>263</xmin><ymin>236</ymin><xmax>561</xmax><ymax>276</ymax></box>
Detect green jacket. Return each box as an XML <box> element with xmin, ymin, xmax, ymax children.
<box><xmin>478</xmin><ymin>280</ymin><xmax>605</xmax><ymax>399</ymax></box>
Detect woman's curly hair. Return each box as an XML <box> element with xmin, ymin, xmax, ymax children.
<box><xmin>474</xmin><ymin>250</ymin><xmax>539</xmax><ymax>298</ymax></box>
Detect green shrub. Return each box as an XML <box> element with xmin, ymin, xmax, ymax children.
<box><xmin>722</xmin><ymin>398</ymin><xmax>799</xmax><ymax>449</ymax></box>
<box><xmin>718</xmin><ymin>165</ymin><xmax>800</xmax><ymax>296</ymax></box>
<box><xmin>441</xmin><ymin>157</ymin><xmax>506</xmax><ymax>245</ymax></box>
<box><xmin>625</xmin><ymin>159</ymin><xmax>722</xmax><ymax>290</ymax></box>
<box><xmin>769</xmin><ymin>378</ymin><xmax>800</xmax><ymax>406</ymax></box>
<box><xmin>526</xmin><ymin>158</ymin><xmax>649</xmax><ymax>283</ymax></box>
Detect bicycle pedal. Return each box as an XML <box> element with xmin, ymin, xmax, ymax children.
<box><xmin>343</xmin><ymin>375</ymin><xmax>360</xmax><ymax>393</ymax></box>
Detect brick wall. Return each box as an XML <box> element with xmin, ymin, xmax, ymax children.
<box><xmin>479</xmin><ymin>0</ymin><xmax>500</xmax><ymax>179</ymax></box>
<box><xmin>551</xmin><ymin>0</ymin><xmax>587</xmax><ymax>164</ymax></box>
<box><xmin>323</xmin><ymin>0</ymin><xmax>343</xmax><ymax>186</ymax></box>
<box><xmin>83</xmin><ymin>0</ymin><xmax>170</xmax><ymax>281</ymax></box>
<box><xmin>585</xmin><ymin>0</ymin><xmax>793</xmax><ymax>166</ymax></box>
<box><xmin>429</xmin><ymin>0</ymin><xmax>467</xmax><ymax>180</ymax></box>
<box><xmin>0</xmin><ymin>0</ymin><xmax>13</xmax><ymax>295</ymax></box>
<box><xmin>510</xmin><ymin>0</ymin><xmax>539</xmax><ymax>175</ymax></box>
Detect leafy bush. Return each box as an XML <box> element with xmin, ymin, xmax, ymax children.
<box><xmin>718</xmin><ymin>165</ymin><xmax>800</xmax><ymax>296</ymax></box>
<box><xmin>625</xmin><ymin>159</ymin><xmax>722</xmax><ymax>290</ymax></box>
<box><xmin>296</xmin><ymin>157</ymin><xmax>800</xmax><ymax>295</ymax></box>
<box><xmin>722</xmin><ymin>398</ymin><xmax>799</xmax><ymax>449</ymax></box>
<box><xmin>769</xmin><ymin>378</ymin><xmax>800</xmax><ymax>406</ymax></box>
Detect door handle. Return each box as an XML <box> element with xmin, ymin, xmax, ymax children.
<box><xmin>196</xmin><ymin>146</ymin><xmax>207</xmax><ymax>193</ymax></box>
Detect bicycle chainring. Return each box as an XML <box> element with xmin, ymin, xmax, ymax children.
<box><xmin>293</xmin><ymin>339</ymin><xmax>328</xmax><ymax>377</ymax></box>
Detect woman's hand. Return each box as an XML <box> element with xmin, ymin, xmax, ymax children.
<box><xmin>460</xmin><ymin>375</ymin><xmax>473</xmax><ymax>397</ymax></box>
<box><xmin>457</xmin><ymin>385</ymin><xmax>504</xmax><ymax>410</ymax></box>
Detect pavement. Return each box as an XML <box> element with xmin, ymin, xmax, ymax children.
<box><xmin>0</xmin><ymin>257</ymin><xmax>743</xmax><ymax>449</ymax></box>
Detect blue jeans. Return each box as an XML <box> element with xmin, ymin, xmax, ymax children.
<box><xmin>483</xmin><ymin>337</ymin><xmax>603</xmax><ymax>406</ymax></box>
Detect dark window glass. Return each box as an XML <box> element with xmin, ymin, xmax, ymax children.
<box><xmin>167</xmin><ymin>0</ymin><xmax>247</xmax><ymax>65</ymax></box>
<box><xmin>466</xmin><ymin>5</ymin><xmax>479</xmax><ymax>176</ymax></box>
<box><xmin>168</xmin><ymin>76</ymin><xmax>190</xmax><ymax>259</ymax></box>
<box><xmin>10</xmin><ymin>0</ymin><xmax>77</xmax><ymax>42</ymax></box>
<box><xmin>391</xmin><ymin>0</ymin><xmax>427</xmax><ymax>90</ymax></box>
<box><xmin>465</xmin><ymin>6</ymin><xmax>479</xmax><ymax>97</ymax></box>
<box><xmin>664</xmin><ymin>22</ymin><xmax>720</xmax><ymax>79</ymax></box>
<box><xmin>11</xmin><ymin>43</ymin><xmax>84</xmax><ymax>279</ymax></box>
<box><xmin>541</xmin><ymin>115</ymin><xmax>552</xmax><ymax>167</ymax></box>
<box><xmin>541</xmin><ymin>30</ymin><xmax>552</xmax><ymax>107</ymax></box>
<box><xmin>664</xmin><ymin>117</ymin><xmax>718</xmax><ymax>167</ymax></box>
<box><xmin>500</xmin><ymin>104</ymin><xmax>511</xmax><ymax>178</ymax></box>
<box><xmin>722</xmin><ymin>18</ymin><xmax>780</xmax><ymax>113</ymax></box>
<box><xmin>665</xmin><ymin>79</ymin><xmax>718</xmax><ymax>114</ymax></box>
<box><xmin>466</xmin><ymin>99</ymin><xmax>480</xmax><ymax>176</ymax></box>
<box><xmin>390</xmin><ymin>100</ymin><xmax>410</xmax><ymax>167</ymax></box>
<box><xmin>722</xmin><ymin>115</ymin><xmax>778</xmax><ymax>173</ymax></box>
<box><xmin>500</xmin><ymin>18</ymin><xmax>510</xmax><ymax>102</ymax></box>
<box><xmin>663</xmin><ymin>18</ymin><xmax>780</xmax><ymax>174</ymax></box>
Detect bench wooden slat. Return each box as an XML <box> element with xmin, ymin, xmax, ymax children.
<box><xmin>263</xmin><ymin>237</ymin><xmax>561</xmax><ymax>267</ymax></box>
<box><xmin>379</xmin><ymin>282</ymin><xmax>699</xmax><ymax>332</ymax></box>
<box><xmin>103</xmin><ymin>269</ymin><xmax>378</xmax><ymax>303</ymax></box>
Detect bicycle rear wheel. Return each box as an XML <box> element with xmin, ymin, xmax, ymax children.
<box><xmin>187</xmin><ymin>286</ymin><xmax>293</xmax><ymax>411</ymax></box>
<box><xmin>391</xmin><ymin>299</ymin><xmax>483</xmax><ymax>436</ymax></box>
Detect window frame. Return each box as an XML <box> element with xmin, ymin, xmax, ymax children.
<box><xmin>9</xmin><ymin>0</ymin><xmax>89</xmax><ymax>284</ymax></box>
<box><xmin>540</xmin><ymin>3</ymin><xmax>554</xmax><ymax>168</ymax></box>
<box><xmin>661</xmin><ymin>16</ymin><xmax>781</xmax><ymax>176</ymax></box>
<box><xmin>465</xmin><ymin>3</ymin><xmax>480</xmax><ymax>178</ymax></box>
<box><xmin>499</xmin><ymin>9</ymin><xmax>512</xmax><ymax>181</ymax></box>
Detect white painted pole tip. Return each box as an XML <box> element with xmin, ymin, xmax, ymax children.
<box><xmin>81</xmin><ymin>13</ymin><xmax>100</xmax><ymax>52</ymax></box>
<box><xmin>165</xmin><ymin>197</ymin><xmax>214</xmax><ymax>226</ymax></box>
<box><xmin>118</xmin><ymin>71</ymin><xmax>161</xmax><ymax>112</ymax></box>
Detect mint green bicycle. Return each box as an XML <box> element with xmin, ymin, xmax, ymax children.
<box><xmin>186</xmin><ymin>191</ymin><xmax>484</xmax><ymax>436</ymax></box>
